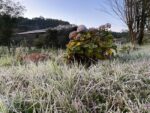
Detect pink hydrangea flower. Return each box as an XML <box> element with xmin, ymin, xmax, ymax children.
<box><xmin>69</xmin><ymin>31</ymin><xmax>77</xmax><ymax>40</ymax></box>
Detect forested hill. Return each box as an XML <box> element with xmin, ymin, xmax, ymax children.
<box><xmin>16</xmin><ymin>17</ymin><xmax>70</xmax><ymax>32</ymax></box>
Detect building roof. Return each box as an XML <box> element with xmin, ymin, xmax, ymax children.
<box><xmin>17</xmin><ymin>29</ymin><xmax>48</xmax><ymax>35</ymax></box>
<box><xmin>17</xmin><ymin>25</ymin><xmax>77</xmax><ymax>35</ymax></box>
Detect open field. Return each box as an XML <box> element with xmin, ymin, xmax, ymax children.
<box><xmin>0</xmin><ymin>45</ymin><xmax>150</xmax><ymax>113</ymax></box>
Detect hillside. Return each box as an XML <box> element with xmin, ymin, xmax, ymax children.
<box><xmin>15</xmin><ymin>17</ymin><xmax>70</xmax><ymax>32</ymax></box>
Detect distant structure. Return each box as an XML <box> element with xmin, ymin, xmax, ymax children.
<box><xmin>17</xmin><ymin>29</ymin><xmax>48</xmax><ymax>35</ymax></box>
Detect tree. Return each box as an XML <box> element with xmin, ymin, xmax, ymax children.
<box><xmin>106</xmin><ymin>0</ymin><xmax>150</xmax><ymax>45</ymax></box>
<box><xmin>0</xmin><ymin>0</ymin><xmax>24</xmax><ymax>17</ymax></box>
<box><xmin>0</xmin><ymin>15</ymin><xmax>16</xmax><ymax>46</ymax></box>
<box><xmin>0</xmin><ymin>0</ymin><xmax>24</xmax><ymax>48</ymax></box>
<box><xmin>137</xmin><ymin>0</ymin><xmax>150</xmax><ymax>44</ymax></box>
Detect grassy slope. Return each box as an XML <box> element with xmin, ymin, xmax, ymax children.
<box><xmin>0</xmin><ymin>46</ymin><xmax>150</xmax><ymax>113</ymax></box>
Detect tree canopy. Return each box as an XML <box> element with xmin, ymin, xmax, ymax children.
<box><xmin>0</xmin><ymin>0</ymin><xmax>24</xmax><ymax>17</ymax></box>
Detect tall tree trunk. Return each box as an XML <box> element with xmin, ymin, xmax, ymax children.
<box><xmin>137</xmin><ymin>1</ymin><xmax>146</xmax><ymax>45</ymax></box>
<box><xmin>137</xmin><ymin>9</ymin><xmax>146</xmax><ymax>45</ymax></box>
<box><xmin>128</xmin><ymin>24</ymin><xmax>136</xmax><ymax>48</ymax></box>
<box><xmin>138</xmin><ymin>25</ymin><xmax>144</xmax><ymax>45</ymax></box>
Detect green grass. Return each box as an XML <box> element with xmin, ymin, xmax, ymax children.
<box><xmin>0</xmin><ymin>46</ymin><xmax>150</xmax><ymax>113</ymax></box>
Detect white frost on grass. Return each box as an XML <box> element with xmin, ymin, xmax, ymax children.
<box><xmin>0</xmin><ymin>46</ymin><xmax>150</xmax><ymax>112</ymax></box>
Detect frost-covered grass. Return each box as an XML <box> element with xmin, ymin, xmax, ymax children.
<box><xmin>0</xmin><ymin>46</ymin><xmax>150</xmax><ymax>113</ymax></box>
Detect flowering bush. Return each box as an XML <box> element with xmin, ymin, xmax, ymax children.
<box><xmin>65</xmin><ymin>24</ymin><xmax>117</xmax><ymax>64</ymax></box>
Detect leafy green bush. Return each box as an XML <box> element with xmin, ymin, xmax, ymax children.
<box><xmin>65</xmin><ymin>24</ymin><xmax>117</xmax><ymax>64</ymax></box>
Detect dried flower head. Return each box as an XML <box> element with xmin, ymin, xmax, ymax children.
<box><xmin>77</xmin><ymin>25</ymin><xmax>87</xmax><ymax>33</ymax></box>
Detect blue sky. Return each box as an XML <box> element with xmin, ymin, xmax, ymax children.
<box><xmin>17</xmin><ymin>0</ymin><xmax>127</xmax><ymax>32</ymax></box>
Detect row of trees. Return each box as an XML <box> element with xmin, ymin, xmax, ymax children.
<box><xmin>108</xmin><ymin>0</ymin><xmax>150</xmax><ymax>46</ymax></box>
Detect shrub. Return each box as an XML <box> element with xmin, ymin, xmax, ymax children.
<box><xmin>65</xmin><ymin>24</ymin><xmax>117</xmax><ymax>64</ymax></box>
<box><xmin>33</xmin><ymin>37</ymin><xmax>46</xmax><ymax>48</ymax></box>
<box><xmin>45</xmin><ymin>30</ymin><xmax>58</xmax><ymax>48</ymax></box>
